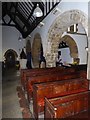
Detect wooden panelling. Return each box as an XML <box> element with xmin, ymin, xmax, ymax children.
<box><xmin>33</xmin><ymin>78</ymin><xmax>89</xmax><ymax>119</ymax></box>
<box><xmin>45</xmin><ymin>91</ymin><xmax>90</xmax><ymax>119</ymax></box>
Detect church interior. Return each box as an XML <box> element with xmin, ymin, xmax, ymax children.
<box><xmin>1</xmin><ymin>0</ymin><xmax>90</xmax><ymax>119</ymax></box>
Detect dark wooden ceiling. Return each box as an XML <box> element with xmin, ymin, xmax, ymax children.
<box><xmin>2</xmin><ymin>0</ymin><xmax>61</xmax><ymax>38</ymax></box>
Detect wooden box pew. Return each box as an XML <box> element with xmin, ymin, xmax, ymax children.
<box><xmin>20</xmin><ymin>65</ymin><xmax>87</xmax><ymax>90</ymax></box>
<box><xmin>44</xmin><ymin>91</ymin><xmax>90</xmax><ymax>119</ymax></box>
<box><xmin>22</xmin><ymin>67</ymin><xmax>76</xmax><ymax>90</ymax></box>
<box><xmin>26</xmin><ymin>70</ymin><xmax>86</xmax><ymax>99</ymax></box>
<box><xmin>26</xmin><ymin>68</ymin><xmax>82</xmax><ymax>100</ymax></box>
<box><xmin>32</xmin><ymin>78</ymin><xmax>89</xmax><ymax>119</ymax></box>
<box><xmin>21</xmin><ymin>68</ymin><xmax>48</xmax><ymax>89</ymax></box>
<box><xmin>21</xmin><ymin>66</ymin><xmax>65</xmax><ymax>80</ymax></box>
<box><xmin>21</xmin><ymin>68</ymin><xmax>47</xmax><ymax>89</ymax></box>
<box><xmin>20</xmin><ymin>64</ymin><xmax>87</xmax><ymax>85</ymax></box>
<box><xmin>20</xmin><ymin>67</ymin><xmax>66</xmax><ymax>90</ymax></box>
<box><xmin>22</xmin><ymin>67</ymin><xmax>66</xmax><ymax>91</ymax></box>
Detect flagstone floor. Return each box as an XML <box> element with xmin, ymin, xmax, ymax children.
<box><xmin>2</xmin><ymin>68</ymin><xmax>43</xmax><ymax>119</ymax></box>
<box><xmin>2</xmin><ymin>68</ymin><xmax>22</xmax><ymax>119</ymax></box>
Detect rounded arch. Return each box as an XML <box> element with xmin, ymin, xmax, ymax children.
<box><xmin>4</xmin><ymin>49</ymin><xmax>18</xmax><ymax>60</ymax></box>
<box><xmin>46</xmin><ymin>9</ymin><xmax>88</xmax><ymax>67</ymax></box>
<box><xmin>4</xmin><ymin>49</ymin><xmax>18</xmax><ymax>68</ymax></box>
<box><xmin>31</xmin><ymin>33</ymin><xmax>42</xmax><ymax>68</ymax></box>
<box><xmin>59</xmin><ymin>35</ymin><xmax>78</xmax><ymax>58</ymax></box>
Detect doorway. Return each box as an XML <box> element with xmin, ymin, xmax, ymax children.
<box><xmin>4</xmin><ymin>49</ymin><xmax>18</xmax><ymax>69</ymax></box>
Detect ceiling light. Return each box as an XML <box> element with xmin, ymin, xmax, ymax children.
<box><xmin>33</xmin><ymin>4</ymin><xmax>43</xmax><ymax>17</ymax></box>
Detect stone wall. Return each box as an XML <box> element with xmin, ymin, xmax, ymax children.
<box><xmin>46</xmin><ymin>10</ymin><xmax>88</xmax><ymax>67</ymax></box>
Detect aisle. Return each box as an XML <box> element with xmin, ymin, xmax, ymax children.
<box><xmin>2</xmin><ymin>69</ymin><xmax>22</xmax><ymax>118</ymax></box>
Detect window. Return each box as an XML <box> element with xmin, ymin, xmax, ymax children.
<box><xmin>67</xmin><ymin>24</ymin><xmax>78</xmax><ymax>33</ymax></box>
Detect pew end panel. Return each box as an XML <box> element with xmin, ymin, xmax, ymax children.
<box><xmin>44</xmin><ymin>91</ymin><xmax>90</xmax><ymax>119</ymax></box>
<box><xmin>33</xmin><ymin>78</ymin><xmax>89</xmax><ymax>119</ymax></box>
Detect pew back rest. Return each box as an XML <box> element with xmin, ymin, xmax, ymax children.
<box><xmin>33</xmin><ymin>78</ymin><xmax>89</xmax><ymax>102</ymax></box>
<box><xmin>21</xmin><ymin>67</ymin><xmax>64</xmax><ymax>87</ymax></box>
<box><xmin>22</xmin><ymin>67</ymin><xmax>76</xmax><ymax>89</ymax></box>
<box><xmin>27</xmin><ymin>70</ymin><xmax>83</xmax><ymax>94</ymax></box>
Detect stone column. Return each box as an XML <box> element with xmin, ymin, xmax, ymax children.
<box><xmin>87</xmin><ymin>37</ymin><xmax>90</xmax><ymax>76</ymax></box>
<box><xmin>87</xmin><ymin>37</ymin><xmax>90</xmax><ymax>90</ymax></box>
<box><xmin>87</xmin><ymin>50</ymin><xmax>90</xmax><ymax>79</ymax></box>
<box><xmin>87</xmin><ymin>2</ymin><xmax>90</xmax><ymax>83</ymax></box>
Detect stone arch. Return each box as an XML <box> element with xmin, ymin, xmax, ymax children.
<box><xmin>32</xmin><ymin>33</ymin><xmax>42</xmax><ymax>68</ymax></box>
<box><xmin>59</xmin><ymin>35</ymin><xmax>78</xmax><ymax>58</ymax></box>
<box><xmin>4</xmin><ymin>49</ymin><xmax>18</xmax><ymax>68</ymax></box>
<box><xmin>46</xmin><ymin>10</ymin><xmax>88</xmax><ymax>67</ymax></box>
<box><xmin>4</xmin><ymin>49</ymin><xmax>18</xmax><ymax>60</ymax></box>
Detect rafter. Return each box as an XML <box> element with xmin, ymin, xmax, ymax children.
<box><xmin>2</xmin><ymin>1</ymin><xmax>61</xmax><ymax>38</ymax></box>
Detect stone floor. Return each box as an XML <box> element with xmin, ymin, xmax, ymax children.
<box><xmin>2</xmin><ymin>68</ymin><xmax>22</xmax><ymax>119</ymax></box>
<box><xmin>2</xmin><ymin>68</ymin><xmax>43</xmax><ymax>119</ymax></box>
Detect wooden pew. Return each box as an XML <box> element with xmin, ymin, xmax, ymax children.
<box><xmin>20</xmin><ymin>69</ymin><xmax>31</xmax><ymax>90</ymax></box>
<box><xmin>21</xmin><ymin>67</ymin><xmax>66</xmax><ymax>90</ymax></box>
<box><xmin>32</xmin><ymin>77</ymin><xmax>89</xmax><ymax>119</ymax></box>
<box><xmin>20</xmin><ymin>64</ymin><xmax>87</xmax><ymax>90</ymax></box>
<box><xmin>44</xmin><ymin>91</ymin><xmax>90</xmax><ymax>119</ymax></box>
<box><xmin>26</xmin><ymin>68</ymin><xmax>83</xmax><ymax>100</ymax></box>
<box><xmin>20</xmin><ymin>67</ymin><xmax>65</xmax><ymax>90</ymax></box>
<box><xmin>26</xmin><ymin>69</ymin><xmax>77</xmax><ymax>99</ymax></box>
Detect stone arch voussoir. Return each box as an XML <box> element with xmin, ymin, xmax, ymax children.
<box><xmin>46</xmin><ymin>9</ymin><xmax>88</xmax><ymax>67</ymax></box>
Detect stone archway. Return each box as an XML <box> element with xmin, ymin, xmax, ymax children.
<box><xmin>59</xmin><ymin>35</ymin><xmax>78</xmax><ymax>59</ymax></box>
<box><xmin>4</xmin><ymin>49</ymin><xmax>18</xmax><ymax>60</ymax></box>
<box><xmin>46</xmin><ymin>10</ymin><xmax>88</xmax><ymax>67</ymax></box>
<box><xmin>32</xmin><ymin>33</ymin><xmax>42</xmax><ymax>68</ymax></box>
<box><xmin>4</xmin><ymin>49</ymin><xmax>18</xmax><ymax>68</ymax></box>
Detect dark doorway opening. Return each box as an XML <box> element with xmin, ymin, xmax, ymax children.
<box><xmin>5</xmin><ymin>51</ymin><xmax>15</xmax><ymax>69</ymax></box>
<box><xmin>4</xmin><ymin>49</ymin><xmax>18</xmax><ymax>70</ymax></box>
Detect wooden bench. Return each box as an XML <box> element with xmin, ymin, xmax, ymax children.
<box><xmin>21</xmin><ymin>67</ymin><xmax>76</xmax><ymax>91</ymax></box>
<box><xmin>26</xmin><ymin>69</ymin><xmax>86</xmax><ymax>101</ymax></box>
<box><xmin>20</xmin><ymin>67</ymin><xmax>65</xmax><ymax>90</ymax></box>
<box><xmin>21</xmin><ymin>64</ymin><xmax>87</xmax><ymax>90</ymax></box>
<box><xmin>33</xmin><ymin>78</ymin><xmax>89</xmax><ymax>119</ymax></box>
<box><xmin>44</xmin><ymin>91</ymin><xmax>90</xmax><ymax>119</ymax></box>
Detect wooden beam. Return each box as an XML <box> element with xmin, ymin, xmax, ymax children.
<box><xmin>1</xmin><ymin>23</ymin><xmax>16</xmax><ymax>27</ymax></box>
<box><xmin>12</xmin><ymin>2</ymin><xmax>30</xmax><ymax>28</ymax></box>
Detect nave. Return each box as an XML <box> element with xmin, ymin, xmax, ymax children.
<box><xmin>1</xmin><ymin>1</ymin><xmax>90</xmax><ymax>119</ymax></box>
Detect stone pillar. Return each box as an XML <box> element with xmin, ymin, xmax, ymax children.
<box><xmin>87</xmin><ymin>36</ymin><xmax>90</xmax><ymax>90</ymax></box>
<box><xmin>87</xmin><ymin>37</ymin><xmax>90</xmax><ymax>80</ymax></box>
<box><xmin>87</xmin><ymin>49</ymin><xmax>90</xmax><ymax>90</ymax></box>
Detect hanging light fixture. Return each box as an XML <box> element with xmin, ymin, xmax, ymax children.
<box><xmin>33</xmin><ymin>4</ymin><xmax>43</xmax><ymax>17</ymax></box>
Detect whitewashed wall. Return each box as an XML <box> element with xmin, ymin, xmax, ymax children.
<box><xmin>60</xmin><ymin>23</ymin><xmax>88</xmax><ymax>64</ymax></box>
<box><xmin>60</xmin><ymin>48</ymin><xmax>73</xmax><ymax>64</ymax></box>
<box><xmin>30</xmin><ymin>1</ymin><xmax>88</xmax><ymax>57</ymax></box>
<box><xmin>2</xmin><ymin>25</ymin><xmax>26</xmax><ymax>60</ymax></box>
<box><xmin>2</xmin><ymin>1</ymin><xmax>89</xmax><ymax>64</ymax></box>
